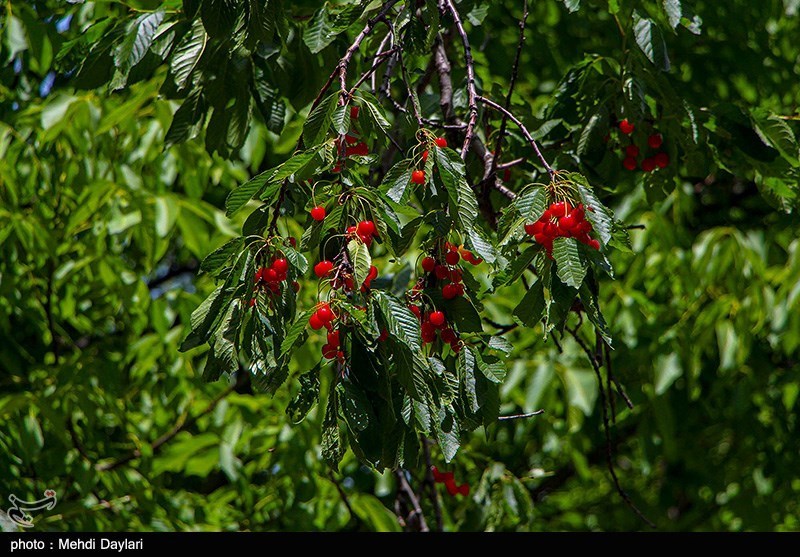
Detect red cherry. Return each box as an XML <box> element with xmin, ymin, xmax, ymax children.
<box><xmin>350</xmin><ymin>106</ymin><xmax>359</xmax><ymax>119</ymax></box>
<box><xmin>272</xmin><ymin>258</ymin><xmax>289</xmax><ymax>274</ymax></box>
<box><xmin>288</xmin><ymin>237</ymin><xmax>297</xmax><ymax>247</ymax></box>
<box><xmin>533</xmin><ymin>233</ymin><xmax>548</xmax><ymax>245</ymax></box>
<box><xmin>445</xmin><ymin>251</ymin><xmax>460</xmax><ymax>265</ymax></box>
<box><xmin>429</xmin><ymin>311</ymin><xmax>446</xmax><ymax>328</ymax></box>
<box><xmin>625</xmin><ymin>145</ymin><xmax>640</xmax><ymax>157</ymax></box>
<box><xmin>322</xmin><ymin>343</ymin><xmax>337</xmax><ymax>359</ymax></box>
<box><xmin>444</xmin><ymin>477</ymin><xmax>459</xmax><ymax>496</ymax></box>
<box><xmin>450</xmin><ymin>340</ymin><xmax>461</xmax><ymax>353</ymax></box>
<box><xmin>345</xmin><ymin>134</ymin><xmax>359</xmax><ymax>146</ymax></box>
<box><xmin>254</xmin><ymin>268</ymin><xmax>266</xmax><ymax>283</ymax></box>
<box><xmin>336</xmin><ymin>350</ymin><xmax>345</xmax><ymax>362</ymax></box>
<box><xmin>623</xmin><ymin>156</ymin><xmax>637</xmax><ymax>171</ymax></box>
<box><xmin>408</xmin><ymin>304</ymin><xmax>421</xmax><ymax>319</ymax></box>
<box><xmin>549</xmin><ymin>201</ymin><xmax>572</xmax><ymax>218</ymax></box>
<box><xmin>434</xmin><ymin>265</ymin><xmax>449</xmax><ymax>280</ymax></box>
<box><xmin>588</xmin><ymin>239</ymin><xmax>600</xmax><ymax>250</ymax></box>
<box><xmin>654</xmin><ymin>152</ymin><xmax>670</xmax><ymax>168</ymax></box>
<box><xmin>619</xmin><ymin>119</ymin><xmax>634</xmax><ymax>134</ymax></box>
<box><xmin>435</xmin><ymin>137</ymin><xmax>448</xmax><ymax>148</ymax></box>
<box><xmin>292</xmin><ymin>281</ymin><xmax>300</xmax><ymax>293</ymax></box>
<box><xmin>411</xmin><ymin>170</ymin><xmax>426</xmax><ymax>185</ymax></box>
<box><xmin>265</xmin><ymin>268</ymin><xmax>279</xmax><ymax>282</ymax></box>
<box><xmin>248</xmin><ymin>298</ymin><xmax>257</xmax><ymax>307</ymax></box>
<box><xmin>648</xmin><ymin>133</ymin><xmax>663</xmax><ymax>149</ymax></box>
<box><xmin>440</xmin><ymin>328</ymin><xmax>456</xmax><ymax>344</ymax></box>
<box><xmin>309</xmin><ymin>313</ymin><xmax>324</xmax><ymax>330</ymax></box>
<box><xmin>458</xmin><ymin>483</ymin><xmax>470</xmax><ymax>496</ymax></box>
<box><xmin>432</xmin><ymin>466</ymin><xmax>443</xmax><ymax>482</ymax></box>
<box><xmin>421</xmin><ymin>322</ymin><xmax>437</xmax><ymax>343</ymax></box>
<box><xmin>350</xmin><ymin>142</ymin><xmax>369</xmax><ymax>156</ymax></box>
<box><xmin>367</xmin><ymin>265</ymin><xmax>378</xmax><ymax>281</ymax></box>
<box><xmin>314</xmin><ymin>260</ymin><xmax>334</xmax><ymax>278</ymax></box>
<box><xmin>357</xmin><ymin>220</ymin><xmax>376</xmax><ymax>237</ymax></box>
<box><xmin>358</xmin><ymin>233</ymin><xmax>373</xmax><ymax>247</ymax></box>
<box><xmin>641</xmin><ymin>158</ymin><xmax>656</xmax><ymax>172</ymax></box>
<box><xmin>421</xmin><ymin>150</ymin><xmax>429</xmax><ymax>163</ymax></box>
<box><xmin>524</xmin><ymin>223</ymin><xmax>537</xmax><ymax>236</ymax></box>
<box><xmin>317</xmin><ymin>305</ymin><xmax>334</xmax><ymax>323</ymax></box>
<box><xmin>377</xmin><ymin>329</ymin><xmax>388</xmax><ymax>343</ymax></box>
<box><xmin>442</xmin><ymin>284</ymin><xmax>458</xmax><ymax>299</ymax></box>
<box><xmin>421</xmin><ymin>256</ymin><xmax>436</xmax><ymax>272</ymax></box>
<box><xmin>448</xmin><ymin>268</ymin><xmax>462</xmax><ymax>283</ymax></box>
<box><xmin>502</xmin><ymin>168</ymin><xmax>512</xmax><ymax>182</ymax></box>
<box><xmin>275</xmin><ymin>270</ymin><xmax>287</xmax><ymax>282</ymax></box>
<box><xmin>327</xmin><ymin>330</ymin><xmax>340</xmax><ymax>347</ymax></box>
<box><xmin>310</xmin><ymin>206</ymin><xmax>326</xmax><ymax>222</ymax></box>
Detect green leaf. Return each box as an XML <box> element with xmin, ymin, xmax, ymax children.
<box><xmin>322</xmin><ymin>387</ymin><xmax>344</xmax><ymax>468</ymax></box>
<box><xmin>303</xmin><ymin>93</ymin><xmax>338</xmax><ymax>147</ymax></box>
<box><xmin>303</xmin><ymin>3</ymin><xmax>362</xmax><ymax>53</ymax></box>
<box><xmin>225</xmin><ymin>177</ymin><xmax>266</xmax><ymax>217</ymax></box>
<box><xmin>475</xmin><ymin>352</ymin><xmax>506</xmax><ymax>384</ymax></box>
<box><xmin>357</xmin><ymin>92</ymin><xmax>391</xmax><ymax>135</ymax></box>
<box><xmin>180</xmin><ymin>286</ymin><xmax>231</xmax><ymax>351</ymax></box>
<box><xmin>633</xmin><ymin>11</ymin><xmax>671</xmax><ymax>71</ymax></box>
<box><xmin>114</xmin><ymin>11</ymin><xmax>164</xmax><ymax>75</ymax></box>
<box><xmin>339</xmin><ymin>382</ymin><xmax>372</xmax><ymax>432</ymax></box>
<box><xmin>513</xmin><ymin>279</ymin><xmax>545</xmax><ymax>328</ymax></box>
<box><xmin>662</xmin><ymin>0</ymin><xmax>682</xmax><ymax>29</ymax></box>
<box><xmin>552</xmin><ymin>237</ymin><xmax>587</xmax><ymax>289</ymax></box>
<box><xmin>201</xmin><ymin>0</ymin><xmax>240</xmax><ymax>38</ymax></box>
<box><xmin>458</xmin><ymin>346</ymin><xmax>480</xmax><ymax>413</ymax></box>
<box><xmin>498</xmin><ymin>186</ymin><xmax>548</xmax><ymax>246</ymax></box>
<box><xmin>165</xmin><ymin>88</ymin><xmax>206</xmax><ymax>146</ymax></box>
<box><xmin>572</xmin><ymin>175</ymin><xmax>613</xmax><ymax>245</ymax></box>
<box><xmin>655</xmin><ymin>353</ymin><xmax>682</xmax><ymax>394</ymax></box>
<box><xmin>751</xmin><ymin>109</ymin><xmax>800</xmax><ymax>167</ymax></box>
<box><xmin>331</xmin><ymin>105</ymin><xmax>349</xmax><ymax>136</ymax></box>
<box><xmin>444</xmin><ymin>296</ymin><xmax>483</xmax><ymax>333</ymax></box>
<box><xmin>373</xmin><ymin>291</ymin><xmax>422</xmax><ymax>351</ymax></box>
<box><xmin>488</xmin><ymin>336</ymin><xmax>513</xmax><ymax>355</ymax></box>
<box><xmin>465</xmin><ymin>225</ymin><xmax>496</xmax><ymax>264</ymax></box>
<box><xmin>435</xmin><ymin>406</ymin><xmax>460</xmax><ymax>462</ymax></box>
<box><xmin>562</xmin><ymin>0</ymin><xmax>580</xmax><ymax>13</ymax></box>
<box><xmin>286</xmin><ymin>367</ymin><xmax>321</xmax><ymax>423</ymax></box>
<box><xmin>281</xmin><ymin>244</ymin><xmax>309</xmax><ymax>274</ymax></box>
<box><xmin>435</xmin><ymin>147</ymin><xmax>480</xmax><ymax>233</ymax></box>
<box><xmin>350</xmin><ymin>493</ymin><xmax>402</xmax><ymax>532</ymax></box>
<box><xmin>379</xmin><ymin>159</ymin><xmax>414</xmax><ymax>203</ymax></box>
<box><xmin>279</xmin><ymin>309</ymin><xmax>314</xmax><ymax>355</ymax></box>
<box><xmin>170</xmin><ymin>18</ymin><xmax>207</xmax><ymax>89</ymax></box>
<box><xmin>200</xmin><ymin>237</ymin><xmax>244</xmax><ymax>275</ymax></box>
<box><xmin>579</xmin><ymin>282</ymin><xmax>612</xmax><ymax>346</ymax></box>
<box><xmin>564</xmin><ymin>368</ymin><xmax>597</xmax><ymax>415</ymax></box>
<box><xmin>493</xmin><ymin>245</ymin><xmax>538</xmax><ymax>289</ymax></box>
<box><xmin>348</xmin><ymin>238</ymin><xmax>372</xmax><ymax>291</ymax></box>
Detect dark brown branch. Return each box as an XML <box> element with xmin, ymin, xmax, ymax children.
<box><xmin>566</xmin><ymin>327</ymin><xmax>655</xmax><ymax>528</ymax></box>
<box><xmin>349</xmin><ymin>46</ymin><xmax>400</xmax><ymax>95</ymax></box>
<box><xmin>498</xmin><ymin>410</ymin><xmax>545</xmax><ymax>420</ymax></box>
<box><xmin>486</xmin><ymin>0</ymin><xmax>529</xmax><ymax>183</ymax></box>
<box><xmin>96</xmin><ymin>385</ymin><xmax>235</xmax><ymax>472</ymax></box>
<box><xmin>477</xmin><ymin>95</ymin><xmax>556</xmax><ymax>179</ymax></box>
<box><xmin>394</xmin><ymin>469</ymin><xmax>430</xmax><ymax>532</ymax></box>
<box><xmin>421</xmin><ymin>436</ymin><xmax>443</xmax><ymax>531</ymax></box>
<box><xmin>443</xmin><ymin>0</ymin><xmax>479</xmax><ymax>159</ymax></box>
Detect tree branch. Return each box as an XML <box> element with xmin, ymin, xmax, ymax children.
<box><xmin>477</xmin><ymin>95</ymin><xmax>556</xmax><ymax>179</ymax></box>
<box><xmin>96</xmin><ymin>385</ymin><xmax>235</xmax><ymax>472</ymax></box>
<box><xmin>443</xmin><ymin>0</ymin><xmax>479</xmax><ymax>159</ymax></box>
<box><xmin>420</xmin><ymin>436</ymin><xmax>443</xmax><ymax>531</ymax></box>
<box><xmin>394</xmin><ymin>469</ymin><xmax>430</xmax><ymax>532</ymax></box>
<box><xmin>498</xmin><ymin>410</ymin><xmax>545</xmax><ymax>420</ymax></box>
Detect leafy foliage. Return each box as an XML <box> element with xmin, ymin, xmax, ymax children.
<box><xmin>1</xmin><ymin>0</ymin><xmax>799</xmax><ymax>533</ymax></box>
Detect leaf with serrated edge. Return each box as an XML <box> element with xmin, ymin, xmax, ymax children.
<box><xmin>553</xmin><ymin>237</ymin><xmax>587</xmax><ymax>289</ymax></box>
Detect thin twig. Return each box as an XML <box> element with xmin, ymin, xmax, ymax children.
<box><xmin>566</xmin><ymin>327</ymin><xmax>655</xmax><ymax>528</ymax></box>
<box><xmin>45</xmin><ymin>260</ymin><xmax>59</xmax><ymax>364</ymax></box>
<box><xmin>497</xmin><ymin>157</ymin><xmax>526</xmax><ymax>170</ymax></box>
<box><xmin>443</xmin><ymin>0</ymin><xmax>479</xmax><ymax>159</ymax></box>
<box><xmin>477</xmin><ymin>95</ymin><xmax>556</xmax><ymax>179</ymax></box>
<box><xmin>349</xmin><ymin>46</ymin><xmax>400</xmax><ymax>95</ymax></box>
<box><xmin>328</xmin><ymin>471</ymin><xmax>362</xmax><ymax>527</ymax></box>
<box><xmin>487</xmin><ymin>0</ymin><xmax>528</xmax><ymax>181</ymax></box>
<box><xmin>604</xmin><ymin>339</ymin><xmax>634</xmax><ymax>409</ymax></box>
<box><xmin>498</xmin><ymin>410</ymin><xmax>545</xmax><ymax>420</ymax></box>
<box><xmin>96</xmin><ymin>385</ymin><xmax>235</xmax><ymax>472</ymax></box>
<box><xmin>421</xmin><ymin>436</ymin><xmax>443</xmax><ymax>531</ymax></box>
<box><xmin>394</xmin><ymin>469</ymin><xmax>430</xmax><ymax>532</ymax></box>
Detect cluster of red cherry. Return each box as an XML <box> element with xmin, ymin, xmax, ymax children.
<box><xmin>420</xmin><ymin>243</ymin><xmax>481</xmax><ymax>300</ymax></box>
<box><xmin>524</xmin><ymin>201</ymin><xmax>599</xmax><ymax>254</ymax></box>
<box><xmin>617</xmin><ymin>119</ymin><xmax>671</xmax><ymax>172</ymax></box>
<box><xmin>331</xmin><ymin>106</ymin><xmax>367</xmax><ymax>173</ymax></box>
<box><xmin>431</xmin><ymin>466</ymin><xmax>470</xmax><ymax>497</ymax></box>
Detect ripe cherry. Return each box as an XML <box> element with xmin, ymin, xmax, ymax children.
<box><xmin>434</xmin><ymin>265</ymin><xmax>449</xmax><ymax>280</ymax></box>
<box><xmin>421</xmin><ymin>150</ymin><xmax>429</xmax><ymax>163</ymax></box>
<box><xmin>272</xmin><ymin>258</ymin><xmax>288</xmax><ymax>274</ymax></box>
<box><xmin>648</xmin><ymin>133</ymin><xmax>663</xmax><ymax>149</ymax></box>
<box><xmin>619</xmin><ymin>119</ymin><xmax>635</xmax><ymax>134</ymax></box>
<box><xmin>409</xmin><ymin>305</ymin><xmax>421</xmax><ymax>319</ymax></box>
<box><xmin>421</xmin><ymin>322</ymin><xmax>437</xmax><ymax>343</ymax></box>
<box><xmin>445</xmin><ymin>477</ymin><xmax>459</xmax><ymax>496</ymax></box>
<box><xmin>625</xmin><ymin>145</ymin><xmax>640</xmax><ymax>157</ymax></box>
<box><xmin>442</xmin><ymin>283</ymin><xmax>458</xmax><ymax>299</ymax></box>
<box><xmin>350</xmin><ymin>106</ymin><xmax>359</xmax><ymax>119</ymax></box>
<box><xmin>435</xmin><ymin>137</ymin><xmax>448</xmax><ymax>148</ymax></box>
<box><xmin>265</xmin><ymin>268</ymin><xmax>279</xmax><ymax>282</ymax></box>
<box><xmin>310</xmin><ymin>206</ymin><xmax>326</xmax><ymax>222</ymax></box>
<box><xmin>654</xmin><ymin>152</ymin><xmax>670</xmax><ymax>168</ymax></box>
<box><xmin>317</xmin><ymin>305</ymin><xmax>334</xmax><ymax>323</ymax></box>
<box><xmin>623</xmin><ymin>156</ymin><xmax>637</xmax><ymax>171</ymax></box>
<box><xmin>421</xmin><ymin>256</ymin><xmax>436</xmax><ymax>273</ymax></box>
<box><xmin>588</xmin><ymin>239</ymin><xmax>600</xmax><ymax>250</ymax></box>
<box><xmin>445</xmin><ymin>251</ymin><xmax>460</xmax><ymax>265</ymax></box>
<box><xmin>322</xmin><ymin>343</ymin><xmax>337</xmax><ymax>359</ymax></box>
<box><xmin>314</xmin><ymin>260</ymin><xmax>334</xmax><ymax>278</ymax></box>
<box><xmin>429</xmin><ymin>311</ymin><xmax>446</xmax><ymax>328</ymax></box>
<box><xmin>377</xmin><ymin>329</ymin><xmax>389</xmax><ymax>342</ymax></box>
<box><xmin>327</xmin><ymin>330</ymin><xmax>340</xmax><ymax>346</ymax></box>
<box><xmin>550</xmin><ymin>201</ymin><xmax>572</xmax><ymax>218</ymax></box>
<box><xmin>357</xmin><ymin>220</ymin><xmax>376</xmax><ymax>237</ymax></box>
<box><xmin>411</xmin><ymin>170</ymin><xmax>425</xmax><ymax>185</ymax></box>
<box><xmin>309</xmin><ymin>313</ymin><xmax>324</xmax><ymax>330</ymax></box>
<box><xmin>441</xmin><ymin>328</ymin><xmax>456</xmax><ymax>344</ymax></box>
<box><xmin>641</xmin><ymin>158</ymin><xmax>656</xmax><ymax>172</ymax></box>
<box><xmin>292</xmin><ymin>281</ymin><xmax>300</xmax><ymax>293</ymax></box>
<box><xmin>458</xmin><ymin>484</ymin><xmax>470</xmax><ymax>496</ymax></box>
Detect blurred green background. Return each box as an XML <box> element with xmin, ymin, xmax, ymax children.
<box><xmin>1</xmin><ymin>0</ymin><xmax>799</xmax><ymax>531</ymax></box>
